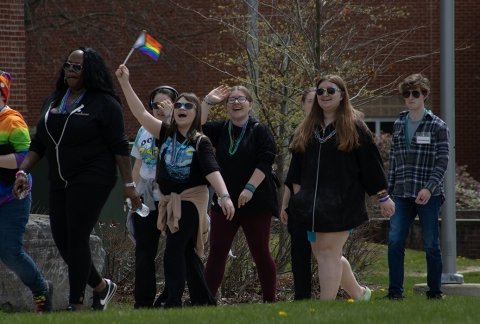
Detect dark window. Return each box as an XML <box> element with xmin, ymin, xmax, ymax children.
<box><xmin>366</xmin><ymin>121</ymin><xmax>375</xmax><ymax>133</ymax></box>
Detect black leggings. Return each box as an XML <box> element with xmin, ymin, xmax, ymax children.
<box><xmin>133</xmin><ymin>202</ymin><xmax>161</xmax><ymax>308</ymax></box>
<box><xmin>163</xmin><ymin>201</ymin><xmax>216</xmax><ymax>308</ymax></box>
<box><xmin>288</xmin><ymin>216</ymin><xmax>312</xmax><ymax>300</ymax></box>
<box><xmin>49</xmin><ymin>182</ymin><xmax>114</xmax><ymax>304</ymax></box>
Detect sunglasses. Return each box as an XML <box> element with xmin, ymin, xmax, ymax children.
<box><xmin>173</xmin><ymin>102</ymin><xmax>195</xmax><ymax>110</ymax></box>
<box><xmin>227</xmin><ymin>96</ymin><xmax>247</xmax><ymax>104</ymax></box>
<box><xmin>63</xmin><ymin>61</ymin><xmax>83</xmax><ymax>73</ymax></box>
<box><xmin>402</xmin><ymin>90</ymin><xmax>422</xmax><ymax>99</ymax></box>
<box><xmin>316</xmin><ymin>87</ymin><xmax>341</xmax><ymax>96</ymax></box>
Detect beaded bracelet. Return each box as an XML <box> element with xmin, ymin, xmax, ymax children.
<box><xmin>203</xmin><ymin>96</ymin><xmax>215</xmax><ymax>106</ymax></box>
<box><xmin>244</xmin><ymin>182</ymin><xmax>256</xmax><ymax>194</ymax></box>
<box><xmin>378</xmin><ymin>195</ymin><xmax>390</xmax><ymax>203</ymax></box>
<box><xmin>15</xmin><ymin>170</ymin><xmax>28</xmax><ymax>178</ymax></box>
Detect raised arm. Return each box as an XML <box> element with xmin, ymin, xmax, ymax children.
<box><xmin>115</xmin><ymin>64</ymin><xmax>162</xmax><ymax>138</ymax></box>
<box><xmin>201</xmin><ymin>85</ymin><xmax>231</xmax><ymax>125</ymax></box>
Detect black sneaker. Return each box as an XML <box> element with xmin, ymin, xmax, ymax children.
<box><xmin>153</xmin><ymin>289</ymin><xmax>168</xmax><ymax>308</ymax></box>
<box><xmin>33</xmin><ymin>281</ymin><xmax>53</xmax><ymax>313</ymax></box>
<box><xmin>91</xmin><ymin>279</ymin><xmax>117</xmax><ymax>311</ymax></box>
<box><xmin>427</xmin><ymin>292</ymin><xmax>445</xmax><ymax>300</ymax></box>
<box><xmin>384</xmin><ymin>292</ymin><xmax>404</xmax><ymax>300</ymax></box>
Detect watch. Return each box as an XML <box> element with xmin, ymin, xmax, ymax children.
<box><xmin>124</xmin><ymin>182</ymin><xmax>136</xmax><ymax>188</ymax></box>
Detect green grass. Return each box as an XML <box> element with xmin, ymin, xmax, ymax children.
<box><xmin>1</xmin><ymin>246</ymin><xmax>479</xmax><ymax>324</ymax></box>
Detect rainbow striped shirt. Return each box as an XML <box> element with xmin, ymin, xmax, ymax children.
<box><xmin>0</xmin><ymin>107</ymin><xmax>31</xmax><ymax>206</ymax></box>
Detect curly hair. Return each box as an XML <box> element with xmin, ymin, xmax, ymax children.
<box><xmin>398</xmin><ymin>73</ymin><xmax>430</xmax><ymax>97</ymax></box>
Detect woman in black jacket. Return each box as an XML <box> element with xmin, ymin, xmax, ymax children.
<box><xmin>13</xmin><ymin>47</ymin><xmax>141</xmax><ymax>311</ymax></box>
<box><xmin>286</xmin><ymin>75</ymin><xmax>395</xmax><ymax>301</ymax></box>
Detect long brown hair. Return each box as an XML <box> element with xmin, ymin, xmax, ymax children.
<box><xmin>290</xmin><ymin>75</ymin><xmax>362</xmax><ymax>153</ymax></box>
<box><xmin>167</xmin><ymin>92</ymin><xmax>202</xmax><ymax>141</ymax></box>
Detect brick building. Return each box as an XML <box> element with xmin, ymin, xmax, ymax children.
<box><xmin>1</xmin><ymin>0</ymin><xmax>479</xmax><ymax>179</ymax></box>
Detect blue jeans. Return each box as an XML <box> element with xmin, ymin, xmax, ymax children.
<box><xmin>0</xmin><ymin>195</ymin><xmax>47</xmax><ymax>295</ymax></box>
<box><xmin>388</xmin><ymin>196</ymin><xmax>443</xmax><ymax>296</ymax></box>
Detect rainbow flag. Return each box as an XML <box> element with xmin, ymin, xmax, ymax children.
<box><xmin>133</xmin><ymin>30</ymin><xmax>162</xmax><ymax>61</ymax></box>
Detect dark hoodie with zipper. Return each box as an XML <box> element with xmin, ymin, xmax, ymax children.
<box><xmin>30</xmin><ymin>91</ymin><xmax>129</xmax><ymax>189</ymax></box>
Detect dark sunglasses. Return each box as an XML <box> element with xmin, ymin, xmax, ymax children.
<box><xmin>316</xmin><ymin>87</ymin><xmax>341</xmax><ymax>96</ymax></box>
<box><xmin>173</xmin><ymin>102</ymin><xmax>195</xmax><ymax>110</ymax></box>
<box><xmin>402</xmin><ymin>90</ymin><xmax>422</xmax><ymax>99</ymax></box>
<box><xmin>63</xmin><ymin>61</ymin><xmax>83</xmax><ymax>73</ymax></box>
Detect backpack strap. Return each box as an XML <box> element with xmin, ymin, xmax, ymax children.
<box><xmin>196</xmin><ymin>134</ymin><xmax>206</xmax><ymax>152</ymax></box>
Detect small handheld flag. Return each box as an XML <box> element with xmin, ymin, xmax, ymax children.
<box><xmin>123</xmin><ymin>30</ymin><xmax>162</xmax><ymax>65</ymax></box>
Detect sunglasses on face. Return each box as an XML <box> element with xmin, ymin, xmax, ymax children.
<box><xmin>173</xmin><ymin>102</ymin><xmax>195</xmax><ymax>110</ymax></box>
<box><xmin>227</xmin><ymin>96</ymin><xmax>247</xmax><ymax>104</ymax></box>
<box><xmin>402</xmin><ymin>90</ymin><xmax>422</xmax><ymax>99</ymax></box>
<box><xmin>316</xmin><ymin>87</ymin><xmax>341</xmax><ymax>96</ymax></box>
<box><xmin>63</xmin><ymin>61</ymin><xmax>83</xmax><ymax>73</ymax></box>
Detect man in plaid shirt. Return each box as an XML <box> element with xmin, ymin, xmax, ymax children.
<box><xmin>386</xmin><ymin>74</ymin><xmax>450</xmax><ymax>300</ymax></box>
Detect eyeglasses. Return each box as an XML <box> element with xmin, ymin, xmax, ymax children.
<box><xmin>173</xmin><ymin>102</ymin><xmax>195</xmax><ymax>110</ymax></box>
<box><xmin>402</xmin><ymin>90</ymin><xmax>422</xmax><ymax>99</ymax></box>
<box><xmin>227</xmin><ymin>96</ymin><xmax>248</xmax><ymax>104</ymax></box>
<box><xmin>63</xmin><ymin>61</ymin><xmax>83</xmax><ymax>73</ymax></box>
<box><xmin>316</xmin><ymin>87</ymin><xmax>341</xmax><ymax>96</ymax></box>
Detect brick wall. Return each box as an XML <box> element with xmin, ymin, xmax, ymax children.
<box><xmin>23</xmin><ymin>0</ymin><xmax>236</xmax><ymax>138</ymax></box>
<box><xmin>3</xmin><ymin>0</ymin><xmax>479</xmax><ymax>179</ymax></box>
<box><xmin>0</xmin><ymin>0</ymin><xmax>26</xmax><ymax>113</ymax></box>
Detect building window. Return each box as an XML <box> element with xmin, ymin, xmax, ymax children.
<box><xmin>365</xmin><ymin>118</ymin><xmax>395</xmax><ymax>136</ymax></box>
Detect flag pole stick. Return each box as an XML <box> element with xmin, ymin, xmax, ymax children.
<box><xmin>122</xmin><ymin>48</ymin><xmax>135</xmax><ymax>65</ymax></box>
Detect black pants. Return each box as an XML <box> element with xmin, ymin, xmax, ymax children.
<box><xmin>49</xmin><ymin>182</ymin><xmax>114</xmax><ymax>304</ymax></box>
<box><xmin>288</xmin><ymin>216</ymin><xmax>312</xmax><ymax>300</ymax></box>
<box><xmin>163</xmin><ymin>201</ymin><xmax>216</xmax><ymax>308</ymax></box>
<box><xmin>133</xmin><ymin>202</ymin><xmax>161</xmax><ymax>308</ymax></box>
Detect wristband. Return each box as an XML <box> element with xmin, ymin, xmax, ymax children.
<box><xmin>124</xmin><ymin>182</ymin><xmax>136</xmax><ymax>188</ymax></box>
<box><xmin>203</xmin><ymin>96</ymin><xmax>215</xmax><ymax>106</ymax></box>
<box><xmin>15</xmin><ymin>170</ymin><xmax>28</xmax><ymax>178</ymax></box>
<box><xmin>378</xmin><ymin>195</ymin><xmax>390</xmax><ymax>203</ymax></box>
<box><xmin>244</xmin><ymin>182</ymin><xmax>256</xmax><ymax>194</ymax></box>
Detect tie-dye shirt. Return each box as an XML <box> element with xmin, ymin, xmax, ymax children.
<box><xmin>0</xmin><ymin>107</ymin><xmax>31</xmax><ymax>206</ymax></box>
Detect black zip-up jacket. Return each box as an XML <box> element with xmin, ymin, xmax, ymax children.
<box><xmin>30</xmin><ymin>91</ymin><xmax>129</xmax><ymax>188</ymax></box>
<box><xmin>286</xmin><ymin>122</ymin><xmax>387</xmax><ymax>232</ymax></box>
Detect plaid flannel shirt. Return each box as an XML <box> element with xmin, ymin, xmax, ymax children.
<box><xmin>388</xmin><ymin>109</ymin><xmax>450</xmax><ymax>198</ymax></box>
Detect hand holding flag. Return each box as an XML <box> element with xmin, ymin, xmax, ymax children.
<box><xmin>123</xmin><ymin>30</ymin><xmax>162</xmax><ymax>65</ymax></box>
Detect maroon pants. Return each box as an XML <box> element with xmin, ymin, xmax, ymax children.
<box><xmin>205</xmin><ymin>209</ymin><xmax>276</xmax><ymax>302</ymax></box>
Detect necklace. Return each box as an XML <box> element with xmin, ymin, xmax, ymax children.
<box><xmin>170</xmin><ymin>132</ymin><xmax>189</xmax><ymax>165</ymax></box>
<box><xmin>59</xmin><ymin>88</ymin><xmax>85</xmax><ymax>114</ymax></box>
<box><xmin>228</xmin><ymin>120</ymin><xmax>248</xmax><ymax>156</ymax></box>
<box><xmin>314</xmin><ymin>128</ymin><xmax>336</xmax><ymax>143</ymax></box>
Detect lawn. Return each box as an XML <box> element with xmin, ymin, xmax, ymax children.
<box><xmin>1</xmin><ymin>246</ymin><xmax>479</xmax><ymax>324</ymax></box>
